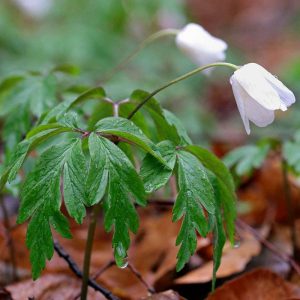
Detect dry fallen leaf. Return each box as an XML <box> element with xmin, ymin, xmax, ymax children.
<box><xmin>142</xmin><ymin>290</ymin><xmax>186</xmax><ymax>300</ymax></box>
<box><xmin>206</xmin><ymin>268</ymin><xmax>300</xmax><ymax>300</ymax></box>
<box><xmin>175</xmin><ymin>230</ymin><xmax>261</xmax><ymax>284</ymax></box>
<box><xmin>5</xmin><ymin>274</ymin><xmax>105</xmax><ymax>300</ymax></box>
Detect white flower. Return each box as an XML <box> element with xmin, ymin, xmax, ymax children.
<box><xmin>175</xmin><ymin>23</ymin><xmax>228</xmax><ymax>71</ymax></box>
<box><xmin>13</xmin><ymin>0</ymin><xmax>52</xmax><ymax>18</ymax></box>
<box><xmin>230</xmin><ymin>63</ymin><xmax>296</xmax><ymax>134</ymax></box>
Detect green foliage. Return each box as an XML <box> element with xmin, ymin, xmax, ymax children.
<box><xmin>17</xmin><ymin>140</ymin><xmax>77</xmax><ymax>279</ymax></box>
<box><xmin>171</xmin><ymin>146</ymin><xmax>236</xmax><ymax>289</ymax></box>
<box><xmin>173</xmin><ymin>150</ymin><xmax>214</xmax><ymax>271</ymax></box>
<box><xmin>223</xmin><ymin>142</ymin><xmax>271</xmax><ymax>176</ymax></box>
<box><xmin>283</xmin><ymin>131</ymin><xmax>300</xmax><ymax>174</ymax></box>
<box><xmin>140</xmin><ymin>141</ymin><xmax>176</xmax><ymax>193</ymax></box>
<box><xmin>130</xmin><ymin>90</ymin><xmax>182</xmax><ymax>144</ymax></box>
<box><xmin>88</xmin><ymin>133</ymin><xmax>146</xmax><ymax>266</ymax></box>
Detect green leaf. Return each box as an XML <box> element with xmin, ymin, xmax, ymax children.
<box><xmin>119</xmin><ymin>102</ymin><xmax>152</xmax><ymax>138</ymax></box>
<box><xmin>88</xmin><ymin>134</ymin><xmax>146</xmax><ymax>266</ymax></box>
<box><xmin>209</xmin><ymin>192</ymin><xmax>226</xmax><ymax>291</ymax></box>
<box><xmin>26</xmin><ymin>123</ymin><xmax>69</xmax><ymax>139</ymax></box>
<box><xmin>51</xmin><ymin>64</ymin><xmax>80</xmax><ymax>75</ymax></box>
<box><xmin>163</xmin><ymin>109</ymin><xmax>192</xmax><ymax>145</ymax></box>
<box><xmin>173</xmin><ymin>150</ymin><xmax>215</xmax><ymax>271</ymax></box>
<box><xmin>185</xmin><ymin>145</ymin><xmax>235</xmax><ymax>193</ymax></box>
<box><xmin>0</xmin><ymin>74</ymin><xmax>57</xmax><ymax>118</ymax></box>
<box><xmin>18</xmin><ymin>141</ymin><xmax>77</xmax><ymax>279</ymax></box>
<box><xmin>41</xmin><ymin>86</ymin><xmax>106</xmax><ymax>124</ymax></box>
<box><xmin>0</xmin><ymin>75</ymin><xmax>24</xmax><ymax>95</ymax></box>
<box><xmin>223</xmin><ymin>144</ymin><xmax>270</xmax><ymax>176</ymax></box>
<box><xmin>95</xmin><ymin>117</ymin><xmax>167</xmax><ymax>165</ymax></box>
<box><xmin>185</xmin><ymin>145</ymin><xmax>236</xmax><ymax>244</ymax></box>
<box><xmin>140</xmin><ymin>141</ymin><xmax>176</xmax><ymax>193</ymax></box>
<box><xmin>68</xmin><ymin>86</ymin><xmax>106</xmax><ymax>109</ymax></box>
<box><xmin>129</xmin><ymin>90</ymin><xmax>181</xmax><ymax>144</ymax></box>
<box><xmin>3</xmin><ymin>104</ymin><xmax>31</xmax><ymax>158</ymax></box>
<box><xmin>86</xmin><ymin>133</ymin><xmax>109</xmax><ymax>206</ymax></box>
<box><xmin>283</xmin><ymin>141</ymin><xmax>300</xmax><ymax>174</ymax></box>
<box><xmin>7</xmin><ymin>140</ymin><xmax>31</xmax><ymax>183</ymax></box>
<box><xmin>0</xmin><ymin>126</ymin><xmax>75</xmax><ymax>190</ymax></box>
<box><xmin>63</xmin><ymin>139</ymin><xmax>87</xmax><ymax>223</ymax></box>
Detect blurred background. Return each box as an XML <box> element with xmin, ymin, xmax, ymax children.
<box><xmin>0</xmin><ymin>0</ymin><xmax>300</xmax><ymax>144</ymax></box>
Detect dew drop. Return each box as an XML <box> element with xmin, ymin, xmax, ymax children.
<box><xmin>118</xmin><ymin>257</ymin><xmax>128</xmax><ymax>269</ymax></box>
<box><xmin>233</xmin><ymin>236</ymin><xmax>241</xmax><ymax>248</ymax></box>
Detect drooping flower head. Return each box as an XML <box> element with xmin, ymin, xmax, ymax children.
<box><xmin>176</xmin><ymin>23</ymin><xmax>228</xmax><ymax>69</ymax></box>
<box><xmin>230</xmin><ymin>63</ymin><xmax>296</xmax><ymax>134</ymax></box>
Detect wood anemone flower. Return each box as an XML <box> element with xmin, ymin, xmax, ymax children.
<box><xmin>175</xmin><ymin>23</ymin><xmax>228</xmax><ymax>74</ymax></box>
<box><xmin>230</xmin><ymin>63</ymin><xmax>296</xmax><ymax>134</ymax></box>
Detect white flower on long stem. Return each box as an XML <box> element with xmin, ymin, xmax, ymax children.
<box><xmin>230</xmin><ymin>63</ymin><xmax>296</xmax><ymax>134</ymax></box>
<box><xmin>175</xmin><ymin>23</ymin><xmax>228</xmax><ymax>72</ymax></box>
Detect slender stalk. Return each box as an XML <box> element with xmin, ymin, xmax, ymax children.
<box><xmin>127</xmin><ymin>62</ymin><xmax>239</xmax><ymax>119</ymax></box>
<box><xmin>81</xmin><ymin>202</ymin><xmax>103</xmax><ymax>300</ymax></box>
<box><xmin>102</xmin><ymin>29</ymin><xmax>179</xmax><ymax>82</ymax></box>
<box><xmin>281</xmin><ymin>159</ymin><xmax>298</xmax><ymax>260</ymax></box>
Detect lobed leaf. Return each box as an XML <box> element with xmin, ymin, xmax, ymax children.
<box><xmin>18</xmin><ymin>141</ymin><xmax>77</xmax><ymax>279</ymax></box>
<box><xmin>173</xmin><ymin>150</ymin><xmax>215</xmax><ymax>271</ymax></box>
<box><xmin>87</xmin><ymin>134</ymin><xmax>146</xmax><ymax>267</ymax></box>
<box><xmin>95</xmin><ymin>117</ymin><xmax>167</xmax><ymax>165</ymax></box>
<box><xmin>140</xmin><ymin>141</ymin><xmax>176</xmax><ymax>193</ymax></box>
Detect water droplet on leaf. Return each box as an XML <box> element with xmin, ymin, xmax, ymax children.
<box><xmin>118</xmin><ymin>257</ymin><xmax>128</xmax><ymax>269</ymax></box>
<box><xmin>233</xmin><ymin>237</ymin><xmax>241</xmax><ymax>248</ymax></box>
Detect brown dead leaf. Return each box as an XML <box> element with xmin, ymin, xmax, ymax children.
<box><xmin>175</xmin><ymin>230</ymin><xmax>261</xmax><ymax>284</ymax></box>
<box><xmin>206</xmin><ymin>268</ymin><xmax>300</xmax><ymax>300</ymax></box>
<box><xmin>5</xmin><ymin>274</ymin><xmax>105</xmax><ymax>300</ymax></box>
<box><xmin>142</xmin><ymin>290</ymin><xmax>186</xmax><ymax>300</ymax></box>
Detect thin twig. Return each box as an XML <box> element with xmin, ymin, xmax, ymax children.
<box><xmin>53</xmin><ymin>241</ymin><xmax>120</xmax><ymax>300</ymax></box>
<box><xmin>81</xmin><ymin>202</ymin><xmax>103</xmax><ymax>300</ymax></box>
<box><xmin>92</xmin><ymin>260</ymin><xmax>115</xmax><ymax>280</ymax></box>
<box><xmin>92</xmin><ymin>259</ymin><xmax>156</xmax><ymax>294</ymax></box>
<box><xmin>127</xmin><ymin>263</ymin><xmax>156</xmax><ymax>294</ymax></box>
<box><xmin>236</xmin><ymin>219</ymin><xmax>300</xmax><ymax>275</ymax></box>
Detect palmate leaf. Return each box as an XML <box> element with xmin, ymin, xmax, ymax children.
<box><xmin>17</xmin><ymin>139</ymin><xmax>88</xmax><ymax>279</ymax></box>
<box><xmin>87</xmin><ymin>133</ymin><xmax>146</xmax><ymax>266</ymax></box>
<box><xmin>0</xmin><ymin>74</ymin><xmax>57</xmax><ymax>117</ymax></box>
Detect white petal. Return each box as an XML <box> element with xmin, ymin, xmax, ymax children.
<box><xmin>230</xmin><ymin>75</ymin><xmax>251</xmax><ymax>134</ymax></box>
<box><xmin>176</xmin><ymin>23</ymin><xmax>227</xmax><ymax>67</ymax></box>
<box><xmin>256</xmin><ymin>65</ymin><xmax>296</xmax><ymax>109</ymax></box>
<box><xmin>233</xmin><ymin>63</ymin><xmax>282</xmax><ymax>110</ymax></box>
<box><xmin>244</xmin><ymin>94</ymin><xmax>275</xmax><ymax>127</ymax></box>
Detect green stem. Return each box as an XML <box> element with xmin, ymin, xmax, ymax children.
<box><xmin>102</xmin><ymin>28</ymin><xmax>179</xmax><ymax>82</ymax></box>
<box><xmin>80</xmin><ymin>202</ymin><xmax>102</xmax><ymax>300</ymax></box>
<box><xmin>128</xmin><ymin>62</ymin><xmax>239</xmax><ymax>119</ymax></box>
